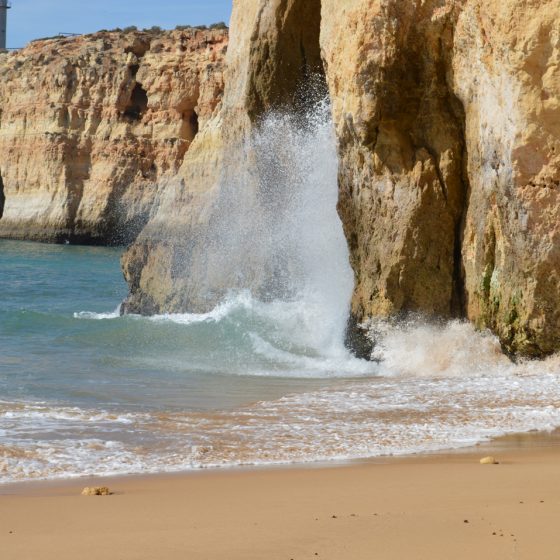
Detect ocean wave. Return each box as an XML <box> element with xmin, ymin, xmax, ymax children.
<box><xmin>2</xmin><ymin>363</ymin><xmax>560</xmax><ymax>483</ymax></box>
<box><xmin>73</xmin><ymin>305</ymin><xmax>122</xmax><ymax>320</ymax></box>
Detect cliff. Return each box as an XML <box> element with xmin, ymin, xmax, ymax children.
<box><xmin>0</xmin><ymin>27</ymin><xmax>227</xmax><ymax>244</ymax></box>
<box><xmin>321</xmin><ymin>0</ymin><xmax>559</xmax><ymax>356</ymax></box>
<box><xmin>1</xmin><ymin>2</ymin><xmax>557</xmax><ymax>358</ymax></box>
<box><xmin>122</xmin><ymin>0</ymin><xmax>560</xmax><ymax>357</ymax></box>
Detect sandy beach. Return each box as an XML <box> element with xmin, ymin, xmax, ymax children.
<box><xmin>2</xmin><ymin>433</ymin><xmax>560</xmax><ymax>560</ymax></box>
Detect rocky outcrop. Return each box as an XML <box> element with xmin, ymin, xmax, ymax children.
<box><xmin>322</xmin><ymin>0</ymin><xmax>468</xmax><ymax>323</ymax></box>
<box><xmin>2</xmin><ymin>1</ymin><xmax>556</xmax><ymax>358</ymax></box>
<box><xmin>0</xmin><ymin>28</ymin><xmax>227</xmax><ymax>244</ymax></box>
<box><xmin>322</xmin><ymin>0</ymin><xmax>559</xmax><ymax>356</ymax></box>
<box><xmin>454</xmin><ymin>1</ymin><xmax>560</xmax><ymax>356</ymax></box>
<box><xmin>122</xmin><ymin>0</ymin><xmax>560</xmax><ymax>357</ymax></box>
<box><xmin>121</xmin><ymin>0</ymin><xmax>324</xmax><ymax>313</ymax></box>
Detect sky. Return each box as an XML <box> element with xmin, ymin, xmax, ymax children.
<box><xmin>6</xmin><ymin>0</ymin><xmax>233</xmax><ymax>49</ymax></box>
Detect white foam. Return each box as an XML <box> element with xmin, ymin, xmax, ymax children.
<box><xmin>248</xmin><ymin>333</ymin><xmax>375</xmax><ymax>377</ymax></box>
<box><xmin>368</xmin><ymin>318</ymin><xmax>511</xmax><ymax>377</ymax></box>
<box><xmin>2</xmin><ymin>347</ymin><xmax>560</xmax><ymax>484</ymax></box>
<box><xmin>73</xmin><ymin>305</ymin><xmax>122</xmax><ymax>320</ymax></box>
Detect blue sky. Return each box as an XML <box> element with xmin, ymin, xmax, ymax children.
<box><xmin>6</xmin><ymin>0</ymin><xmax>232</xmax><ymax>48</ymax></box>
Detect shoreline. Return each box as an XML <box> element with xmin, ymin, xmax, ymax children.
<box><xmin>3</xmin><ymin>426</ymin><xmax>560</xmax><ymax>494</ymax></box>
<box><xmin>3</xmin><ymin>429</ymin><xmax>560</xmax><ymax>559</ymax></box>
<box><xmin>4</xmin><ymin>426</ymin><xmax>560</xmax><ymax>497</ymax></box>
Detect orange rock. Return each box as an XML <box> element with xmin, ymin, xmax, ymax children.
<box><xmin>81</xmin><ymin>486</ymin><xmax>111</xmax><ymax>496</ymax></box>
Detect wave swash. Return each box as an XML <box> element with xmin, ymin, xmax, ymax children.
<box><xmin>2</xmin><ymin>100</ymin><xmax>560</xmax><ymax>483</ymax></box>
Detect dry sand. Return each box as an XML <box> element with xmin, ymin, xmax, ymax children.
<box><xmin>2</xmin><ymin>432</ymin><xmax>560</xmax><ymax>560</ymax></box>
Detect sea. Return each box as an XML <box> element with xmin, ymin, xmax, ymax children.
<box><xmin>2</xmin><ymin>99</ymin><xmax>560</xmax><ymax>484</ymax></box>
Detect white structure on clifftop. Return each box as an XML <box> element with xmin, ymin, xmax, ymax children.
<box><xmin>0</xmin><ymin>0</ymin><xmax>10</xmax><ymax>51</ymax></box>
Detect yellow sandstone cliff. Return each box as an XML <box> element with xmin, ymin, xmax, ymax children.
<box><xmin>123</xmin><ymin>0</ymin><xmax>560</xmax><ymax>356</ymax></box>
<box><xmin>1</xmin><ymin>1</ymin><xmax>559</xmax><ymax>358</ymax></box>
<box><xmin>0</xmin><ymin>27</ymin><xmax>227</xmax><ymax>243</ymax></box>
<box><xmin>321</xmin><ymin>0</ymin><xmax>560</xmax><ymax>355</ymax></box>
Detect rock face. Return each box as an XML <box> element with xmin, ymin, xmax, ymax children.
<box><xmin>122</xmin><ymin>0</ymin><xmax>560</xmax><ymax>357</ymax></box>
<box><xmin>321</xmin><ymin>0</ymin><xmax>559</xmax><ymax>356</ymax></box>
<box><xmin>454</xmin><ymin>1</ymin><xmax>560</xmax><ymax>356</ymax></box>
<box><xmin>0</xmin><ymin>28</ymin><xmax>227</xmax><ymax>244</ymax></box>
<box><xmin>322</xmin><ymin>0</ymin><xmax>468</xmax><ymax>323</ymax></box>
<box><xmin>2</xmin><ymin>2</ymin><xmax>557</xmax><ymax>358</ymax></box>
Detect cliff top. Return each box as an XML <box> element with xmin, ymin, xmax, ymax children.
<box><xmin>0</xmin><ymin>25</ymin><xmax>228</xmax><ymax>64</ymax></box>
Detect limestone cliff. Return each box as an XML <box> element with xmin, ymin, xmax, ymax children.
<box><xmin>123</xmin><ymin>0</ymin><xmax>559</xmax><ymax>357</ymax></box>
<box><xmin>121</xmin><ymin>0</ymin><xmax>324</xmax><ymax>314</ymax></box>
<box><xmin>454</xmin><ymin>1</ymin><xmax>560</xmax><ymax>356</ymax></box>
<box><xmin>3</xmin><ymin>1</ymin><xmax>556</xmax><ymax>358</ymax></box>
<box><xmin>0</xmin><ymin>28</ymin><xmax>227</xmax><ymax>244</ymax></box>
<box><xmin>322</xmin><ymin>0</ymin><xmax>468</xmax><ymax>323</ymax></box>
<box><xmin>321</xmin><ymin>0</ymin><xmax>559</xmax><ymax>356</ymax></box>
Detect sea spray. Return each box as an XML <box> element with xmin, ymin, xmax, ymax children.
<box><xmin>196</xmin><ymin>96</ymin><xmax>356</xmax><ymax>359</ymax></box>
<box><xmin>4</xmin><ymin>240</ymin><xmax>560</xmax><ymax>482</ymax></box>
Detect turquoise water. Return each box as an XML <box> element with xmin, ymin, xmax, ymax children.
<box><xmin>3</xmin><ymin>99</ymin><xmax>560</xmax><ymax>482</ymax></box>
<box><xmin>0</xmin><ymin>239</ymin><xmax>344</xmax><ymax>412</ymax></box>
<box><xmin>2</xmin><ymin>240</ymin><xmax>560</xmax><ymax>483</ymax></box>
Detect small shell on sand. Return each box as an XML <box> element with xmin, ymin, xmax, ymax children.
<box><xmin>479</xmin><ymin>456</ymin><xmax>499</xmax><ymax>465</ymax></box>
<box><xmin>81</xmin><ymin>486</ymin><xmax>111</xmax><ymax>496</ymax></box>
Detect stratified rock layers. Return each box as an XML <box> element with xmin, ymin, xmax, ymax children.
<box><xmin>0</xmin><ymin>28</ymin><xmax>227</xmax><ymax>243</ymax></box>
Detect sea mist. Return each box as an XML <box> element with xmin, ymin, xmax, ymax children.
<box><xmin>197</xmin><ymin>95</ymin><xmax>356</xmax><ymax>359</ymax></box>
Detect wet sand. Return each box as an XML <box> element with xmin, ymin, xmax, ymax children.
<box><xmin>2</xmin><ymin>432</ymin><xmax>560</xmax><ymax>560</ymax></box>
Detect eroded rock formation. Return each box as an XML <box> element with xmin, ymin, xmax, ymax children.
<box><xmin>0</xmin><ymin>27</ymin><xmax>227</xmax><ymax>243</ymax></box>
<box><xmin>334</xmin><ymin>0</ymin><xmax>560</xmax><ymax>356</ymax></box>
<box><xmin>321</xmin><ymin>0</ymin><xmax>559</xmax><ymax>356</ymax></box>
<box><xmin>454</xmin><ymin>1</ymin><xmax>560</xmax><ymax>356</ymax></box>
<box><xmin>123</xmin><ymin>0</ymin><xmax>559</xmax><ymax>357</ymax></box>
<box><xmin>322</xmin><ymin>0</ymin><xmax>468</xmax><ymax>323</ymax></box>
<box><xmin>0</xmin><ymin>0</ymin><xmax>560</xmax><ymax>356</ymax></box>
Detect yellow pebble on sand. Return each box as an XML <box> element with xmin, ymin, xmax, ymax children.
<box><xmin>479</xmin><ymin>456</ymin><xmax>499</xmax><ymax>465</ymax></box>
<box><xmin>81</xmin><ymin>486</ymin><xmax>111</xmax><ymax>496</ymax></box>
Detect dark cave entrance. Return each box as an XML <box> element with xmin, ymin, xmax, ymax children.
<box><xmin>123</xmin><ymin>83</ymin><xmax>148</xmax><ymax>121</ymax></box>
